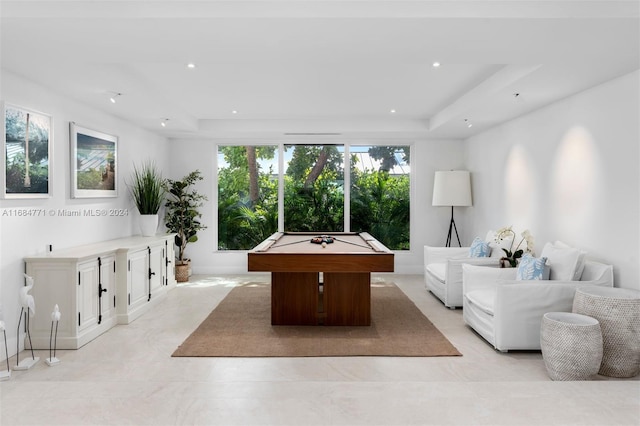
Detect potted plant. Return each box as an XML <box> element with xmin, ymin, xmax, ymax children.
<box><xmin>163</xmin><ymin>170</ymin><xmax>207</xmax><ymax>282</ymax></box>
<box><xmin>494</xmin><ymin>226</ymin><xmax>535</xmax><ymax>267</ymax></box>
<box><xmin>129</xmin><ymin>160</ymin><xmax>165</xmax><ymax>236</ymax></box>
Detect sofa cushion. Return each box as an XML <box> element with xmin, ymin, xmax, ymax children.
<box><xmin>426</xmin><ymin>262</ymin><xmax>446</xmax><ymax>282</ymax></box>
<box><xmin>540</xmin><ymin>242</ymin><xmax>582</xmax><ymax>281</ymax></box>
<box><xmin>553</xmin><ymin>241</ymin><xmax>587</xmax><ymax>280</ymax></box>
<box><xmin>469</xmin><ymin>237</ymin><xmax>491</xmax><ymax>257</ymax></box>
<box><xmin>516</xmin><ymin>254</ymin><xmax>550</xmax><ymax>280</ymax></box>
<box><xmin>465</xmin><ymin>289</ymin><xmax>496</xmax><ymax>316</ymax></box>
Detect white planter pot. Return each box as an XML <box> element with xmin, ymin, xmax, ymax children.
<box><xmin>139</xmin><ymin>214</ymin><xmax>159</xmax><ymax>237</ymax></box>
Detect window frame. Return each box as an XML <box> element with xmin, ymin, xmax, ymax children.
<box><xmin>215</xmin><ymin>140</ymin><xmax>413</xmax><ymax>251</ymax></box>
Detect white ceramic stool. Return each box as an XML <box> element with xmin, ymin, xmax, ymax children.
<box><xmin>573</xmin><ymin>286</ymin><xmax>640</xmax><ymax>378</ymax></box>
<box><xmin>540</xmin><ymin>312</ymin><xmax>603</xmax><ymax>381</ymax></box>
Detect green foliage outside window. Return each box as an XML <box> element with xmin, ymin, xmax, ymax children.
<box><xmin>218</xmin><ymin>146</ymin><xmax>279</xmax><ymax>250</ymax></box>
<box><xmin>284</xmin><ymin>144</ymin><xmax>344</xmax><ymax>233</ymax></box>
<box><xmin>217</xmin><ymin>144</ymin><xmax>410</xmax><ymax>251</ymax></box>
<box><xmin>350</xmin><ymin>170</ymin><xmax>410</xmax><ymax>250</ymax></box>
<box><xmin>284</xmin><ymin>174</ymin><xmax>344</xmax><ymax>233</ymax></box>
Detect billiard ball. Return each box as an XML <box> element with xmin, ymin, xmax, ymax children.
<box><xmin>322</xmin><ymin>242</ymin><xmax>327</xmax><ymax>248</ymax></box>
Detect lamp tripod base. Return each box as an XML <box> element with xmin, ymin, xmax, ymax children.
<box><xmin>0</xmin><ymin>370</ymin><xmax>10</xmax><ymax>381</ymax></box>
<box><xmin>445</xmin><ymin>206</ymin><xmax>462</xmax><ymax>247</ymax></box>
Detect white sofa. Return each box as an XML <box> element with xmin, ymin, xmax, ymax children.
<box><xmin>462</xmin><ymin>260</ymin><xmax>614</xmax><ymax>352</ymax></box>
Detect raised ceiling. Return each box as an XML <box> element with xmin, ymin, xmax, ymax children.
<box><xmin>1</xmin><ymin>1</ymin><xmax>638</xmax><ymax>139</ymax></box>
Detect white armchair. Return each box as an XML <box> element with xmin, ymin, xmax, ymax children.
<box><xmin>462</xmin><ymin>260</ymin><xmax>614</xmax><ymax>352</ymax></box>
<box><xmin>424</xmin><ymin>246</ymin><xmax>499</xmax><ymax>308</ymax></box>
<box><xmin>424</xmin><ymin>230</ymin><xmax>512</xmax><ymax>308</ymax></box>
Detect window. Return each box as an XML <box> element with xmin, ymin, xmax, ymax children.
<box><xmin>350</xmin><ymin>146</ymin><xmax>410</xmax><ymax>250</ymax></box>
<box><xmin>284</xmin><ymin>144</ymin><xmax>344</xmax><ymax>232</ymax></box>
<box><xmin>217</xmin><ymin>145</ymin><xmax>278</xmax><ymax>250</ymax></box>
<box><xmin>217</xmin><ymin>143</ymin><xmax>410</xmax><ymax>250</ymax></box>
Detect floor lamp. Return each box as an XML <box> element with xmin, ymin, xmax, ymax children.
<box><xmin>432</xmin><ymin>170</ymin><xmax>472</xmax><ymax>247</ymax></box>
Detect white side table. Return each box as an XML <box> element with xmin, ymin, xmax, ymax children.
<box><xmin>573</xmin><ymin>286</ymin><xmax>640</xmax><ymax>378</ymax></box>
<box><xmin>540</xmin><ymin>312</ymin><xmax>603</xmax><ymax>381</ymax></box>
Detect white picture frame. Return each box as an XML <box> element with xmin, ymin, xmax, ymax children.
<box><xmin>70</xmin><ymin>122</ymin><xmax>118</xmax><ymax>199</ymax></box>
<box><xmin>2</xmin><ymin>102</ymin><xmax>52</xmax><ymax>199</ymax></box>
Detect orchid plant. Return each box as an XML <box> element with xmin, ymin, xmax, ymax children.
<box><xmin>494</xmin><ymin>226</ymin><xmax>535</xmax><ymax>267</ymax></box>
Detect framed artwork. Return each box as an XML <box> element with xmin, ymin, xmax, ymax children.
<box><xmin>2</xmin><ymin>103</ymin><xmax>52</xmax><ymax>198</ymax></box>
<box><xmin>70</xmin><ymin>122</ymin><xmax>118</xmax><ymax>198</ymax></box>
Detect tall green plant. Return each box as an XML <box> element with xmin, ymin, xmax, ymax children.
<box><xmin>164</xmin><ymin>170</ymin><xmax>208</xmax><ymax>262</ymax></box>
<box><xmin>129</xmin><ymin>161</ymin><xmax>165</xmax><ymax>214</ymax></box>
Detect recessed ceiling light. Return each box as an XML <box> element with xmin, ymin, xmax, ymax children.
<box><xmin>161</xmin><ymin>118</ymin><xmax>169</xmax><ymax>127</ymax></box>
<box><xmin>187</xmin><ymin>63</ymin><xmax>196</xmax><ymax>69</ymax></box>
<box><xmin>432</xmin><ymin>62</ymin><xmax>441</xmax><ymax>68</ymax></box>
<box><xmin>232</xmin><ymin>110</ymin><xmax>238</xmax><ymax>114</ymax></box>
<box><xmin>109</xmin><ymin>93</ymin><xmax>121</xmax><ymax>103</ymax></box>
<box><xmin>390</xmin><ymin>109</ymin><xmax>396</xmax><ymax>114</ymax></box>
<box><xmin>464</xmin><ymin>118</ymin><xmax>473</xmax><ymax>128</ymax></box>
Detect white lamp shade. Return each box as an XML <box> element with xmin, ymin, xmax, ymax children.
<box><xmin>432</xmin><ymin>170</ymin><xmax>472</xmax><ymax>207</ymax></box>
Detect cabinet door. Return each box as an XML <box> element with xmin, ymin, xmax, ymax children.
<box><xmin>128</xmin><ymin>249</ymin><xmax>148</xmax><ymax>311</ymax></box>
<box><xmin>99</xmin><ymin>254</ymin><xmax>116</xmax><ymax>323</ymax></box>
<box><xmin>26</xmin><ymin>262</ymin><xmax>76</xmax><ymax>345</ymax></box>
<box><xmin>149</xmin><ymin>244</ymin><xmax>164</xmax><ymax>296</ymax></box>
<box><xmin>77</xmin><ymin>259</ymin><xmax>99</xmax><ymax>332</ymax></box>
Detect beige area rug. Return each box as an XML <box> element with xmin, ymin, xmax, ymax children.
<box><xmin>172</xmin><ymin>282</ymin><xmax>462</xmax><ymax>357</ymax></box>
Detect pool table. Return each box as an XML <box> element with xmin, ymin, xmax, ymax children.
<box><xmin>247</xmin><ymin>232</ymin><xmax>394</xmax><ymax>326</ymax></box>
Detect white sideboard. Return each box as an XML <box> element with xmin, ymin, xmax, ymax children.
<box><xmin>24</xmin><ymin>234</ymin><xmax>176</xmax><ymax>350</ymax></box>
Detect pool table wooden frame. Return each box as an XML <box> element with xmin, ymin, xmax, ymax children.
<box><xmin>247</xmin><ymin>232</ymin><xmax>394</xmax><ymax>326</ymax></box>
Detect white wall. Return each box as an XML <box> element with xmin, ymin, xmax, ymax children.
<box><xmin>5</xmin><ymin>65</ymin><xmax>634</xmax><ymax>361</ymax></box>
<box><xmin>167</xmin><ymin>137</ymin><xmax>466</xmax><ymax>276</ymax></box>
<box><xmin>0</xmin><ymin>70</ymin><xmax>171</xmax><ymax>359</ymax></box>
<box><xmin>465</xmin><ymin>70</ymin><xmax>640</xmax><ymax>290</ymax></box>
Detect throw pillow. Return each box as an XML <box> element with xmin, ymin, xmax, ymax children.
<box><xmin>553</xmin><ymin>241</ymin><xmax>587</xmax><ymax>280</ymax></box>
<box><xmin>516</xmin><ymin>254</ymin><xmax>549</xmax><ymax>280</ymax></box>
<box><xmin>540</xmin><ymin>242</ymin><xmax>581</xmax><ymax>281</ymax></box>
<box><xmin>469</xmin><ymin>237</ymin><xmax>491</xmax><ymax>257</ymax></box>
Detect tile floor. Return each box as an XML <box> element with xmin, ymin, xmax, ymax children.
<box><xmin>1</xmin><ymin>274</ymin><xmax>638</xmax><ymax>426</ymax></box>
